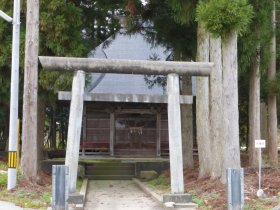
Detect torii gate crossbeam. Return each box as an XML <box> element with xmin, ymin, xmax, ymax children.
<box><xmin>39</xmin><ymin>56</ymin><xmax>212</xmax><ymax>76</ymax></box>
<box><xmin>39</xmin><ymin>56</ymin><xmax>212</xmax><ymax>199</ymax></box>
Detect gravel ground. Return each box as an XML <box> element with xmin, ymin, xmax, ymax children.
<box><xmin>85</xmin><ymin>180</ymin><xmax>169</xmax><ymax>210</ymax></box>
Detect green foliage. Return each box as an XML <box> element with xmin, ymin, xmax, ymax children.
<box><xmin>263</xmin><ymin>72</ymin><xmax>280</xmax><ymax>96</ymax></box>
<box><xmin>0</xmin><ymin>189</ymin><xmax>51</xmax><ymax>209</ymax></box>
<box><xmin>238</xmin><ymin>85</ymin><xmax>249</xmax><ymax>145</ymax></box>
<box><xmin>0</xmin><ymin>1</ymin><xmax>26</xmax><ymax>138</ymax></box>
<box><xmin>38</xmin><ymin>0</ymin><xmax>87</xmax><ymax>95</ymax></box>
<box><xmin>144</xmin><ymin>75</ymin><xmax>166</xmax><ymax>89</ymax></box>
<box><xmin>137</xmin><ymin>0</ymin><xmax>197</xmax><ymax>59</ymax></box>
<box><xmin>196</xmin><ymin>0</ymin><xmax>254</xmax><ymax>37</ymax></box>
<box><xmin>148</xmin><ymin>174</ymin><xmax>170</xmax><ymax>190</ymax></box>
<box><xmin>167</xmin><ymin>0</ymin><xmax>197</xmax><ymax>24</ymax></box>
<box><xmin>0</xmin><ymin>173</ymin><xmax>7</xmax><ymax>187</ymax></box>
<box><xmin>238</xmin><ymin>0</ymin><xmax>279</xmax><ymax>146</ymax></box>
<box><xmin>16</xmin><ymin>191</ymin><xmax>35</xmax><ymax>199</ymax></box>
<box><xmin>244</xmin><ymin>198</ymin><xmax>278</xmax><ymax>210</ymax></box>
<box><xmin>187</xmin><ymin>189</ymin><xmax>220</xmax><ymax>209</ymax></box>
<box><xmin>129</xmin><ymin>0</ymin><xmax>197</xmax><ymax>88</ymax></box>
<box><xmin>40</xmin><ymin>1</ymin><xmax>86</xmax><ymax>57</ymax></box>
<box><xmin>192</xmin><ymin>197</ymin><xmax>204</xmax><ymax>206</ymax></box>
<box><xmin>42</xmin><ymin>192</ymin><xmax>51</xmax><ymax>203</ymax></box>
<box><xmin>76</xmin><ymin>178</ymin><xmax>83</xmax><ymax>190</ymax></box>
<box><xmin>0</xmin><ymin>168</ymin><xmax>51</xmax><ymax>209</ymax></box>
<box><xmin>0</xmin><ymin>0</ymin><xmax>88</xmax><ymax>140</ymax></box>
<box><xmin>39</xmin><ymin>71</ymin><xmax>73</xmax><ymax>93</ymax></box>
<box><xmin>237</xmin><ymin>0</ymin><xmax>274</xmax><ymax>144</ymax></box>
<box><xmin>70</xmin><ymin>0</ymin><xmax>126</xmax><ymax>49</ymax></box>
<box><xmin>238</xmin><ymin>0</ymin><xmax>272</xmax><ymax>75</ymax></box>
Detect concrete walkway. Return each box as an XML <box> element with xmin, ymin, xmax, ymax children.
<box><xmin>85</xmin><ymin>180</ymin><xmax>169</xmax><ymax>210</ymax></box>
<box><xmin>0</xmin><ymin>201</ymin><xmax>23</xmax><ymax>210</ymax></box>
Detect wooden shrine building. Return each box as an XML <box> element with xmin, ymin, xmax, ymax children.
<box><xmin>58</xmin><ymin>29</ymin><xmax>193</xmax><ymax>157</ymax></box>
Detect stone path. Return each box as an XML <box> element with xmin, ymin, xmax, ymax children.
<box><xmin>0</xmin><ymin>201</ymin><xmax>23</xmax><ymax>210</ymax></box>
<box><xmin>84</xmin><ymin>180</ymin><xmax>168</xmax><ymax>210</ymax></box>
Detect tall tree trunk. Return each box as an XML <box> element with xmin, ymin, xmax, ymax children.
<box><xmin>209</xmin><ymin>37</ymin><xmax>224</xmax><ymax>178</ymax></box>
<box><xmin>196</xmin><ymin>24</ymin><xmax>211</xmax><ymax>177</ymax></box>
<box><xmin>248</xmin><ymin>46</ymin><xmax>260</xmax><ymax>167</ymax></box>
<box><xmin>21</xmin><ymin>0</ymin><xmax>39</xmax><ymax>181</ymax></box>
<box><xmin>221</xmin><ymin>32</ymin><xmax>240</xmax><ymax>183</ymax></box>
<box><xmin>260</xmin><ymin>102</ymin><xmax>268</xmax><ymax>141</ymax></box>
<box><xmin>37</xmin><ymin>96</ymin><xmax>45</xmax><ymax>171</ymax></box>
<box><xmin>181</xmin><ymin>75</ymin><xmax>194</xmax><ymax>169</ymax></box>
<box><xmin>267</xmin><ymin>0</ymin><xmax>278</xmax><ymax>166</ymax></box>
<box><xmin>51</xmin><ymin>109</ymin><xmax>56</xmax><ymax>149</ymax></box>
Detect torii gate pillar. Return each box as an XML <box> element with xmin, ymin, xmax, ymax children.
<box><xmin>167</xmin><ymin>73</ymin><xmax>184</xmax><ymax>194</ymax></box>
<box><xmin>65</xmin><ymin>70</ymin><xmax>85</xmax><ymax>193</ymax></box>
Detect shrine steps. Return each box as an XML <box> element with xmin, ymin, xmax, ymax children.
<box><xmin>85</xmin><ymin>162</ymin><xmax>135</xmax><ymax>180</ymax></box>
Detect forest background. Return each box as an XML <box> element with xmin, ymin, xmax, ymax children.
<box><xmin>0</xmin><ymin>0</ymin><xmax>280</xmax><ymax>181</ymax></box>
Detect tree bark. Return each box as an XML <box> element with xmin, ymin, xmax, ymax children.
<box><xmin>37</xmin><ymin>96</ymin><xmax>45</xmax><ymax>171</ymax></box>
<box><xmin>221</xmin><ymin>32</ymin><xmax>241</xmax><ymax>183</ymax></box>
<box><xmin>267</xmin><ymin>0</ymin><xmax>278</xmax><ymax>167</ymax></box>
<box><xmin>196</xmin><ymin>24</ymin><xmax>211</xmax><ymax>177</ymax></box>
<box><xmin>209</xmin><ymin>37</ymin><xmax>224</xmax><ymax>178</ymax></box>
<box><xmin>248</xmin><ymin>46</ymin><xmax>260</xmax><ymax>167</ymax></box>
<box><xmin>21</xmin><ymin>0</ymin><xmax>39</xmax><ymax>181</ymax></box>
<box><xmin>181</xmin><ymin>75</ymin><xmax>194</xmax><ymax>169</ymax></box>
<box><xmin>260</xmin><ymin>102</ymin><xmax>268</xmax><ymax>141</ymax></box>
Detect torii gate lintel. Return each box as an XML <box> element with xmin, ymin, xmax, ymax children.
<box><xmin>39</xmin><ymin>56</ymin><xmax>213</xmax><ymax>76</ymax></box>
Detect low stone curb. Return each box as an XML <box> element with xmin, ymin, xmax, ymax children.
<box><xmin>75</xmin><ymin>178</ymin><xmax>88</xmax><ymax>210</ymax></box>
<box><xmin>132</xmin><ymin>178</ymin><xmax>163</xmax><ymax>202</ymax></box>
<box><xmin>132</xmin><ymin>178</ymin><xmax>198</xmax><ymax>209</ymax></box>
<box><xmin>48</xmin><ymin>178</ymin><xmax>89</xmax><ymax>210</ymax></box>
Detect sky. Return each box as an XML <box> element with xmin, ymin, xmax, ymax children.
<box><xmin>141</xmin><ymin>0</ymin><xmax>148</xmax><ymax>5</ymax></box>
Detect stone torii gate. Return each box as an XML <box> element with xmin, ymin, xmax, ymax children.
<box><xmin>39</xmin><ymin>56</ymin><xmax>212</xmax><ymax>199</ymax></box>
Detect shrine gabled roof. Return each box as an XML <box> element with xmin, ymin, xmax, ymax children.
<box><xmin>86</xmin><ymin>29</ymin><xmax>171</xmax><ymax>95</ymax></box>
<box><xmin>57</xmin><ymin>28</ymin><xmax>197</xmax><ymax>100</ymax></box>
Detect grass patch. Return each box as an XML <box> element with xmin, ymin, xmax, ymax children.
<box><xmin>187</xmin><ymin>189</ymin><xmax>222</xmax><ymax>209</ymax></box>
<box><xmin>244</xmin><ymin>197</ymin><xmax>279</xmax><ymax>210</ymax></box>
<box><xmin>0</xmin><ymin>168</ymin><xmax>51</xmax><ymax>210</ymax></box>
<box><xmin>192</xmin><ymin>195</ymin><xmax>205</xmax><ymax>207</ymax></box>
<box><xmin>0</xmin><ymin>161</ymin><xmax>7</xmax><ymax>171</ymax></box>
<box><xmin>148</xmin><ymin>174</ymin><xmax>170</xmax><ymax>190</ymax></box>
<box><xmin>0</xmin><ymin>189</ymin><xmax>51</xmax><ymax>210</ymax></box>
<box><xmin>187</xmin><ymin>190</ymin><xmax>207</xmax><ymax>208</ymax></box>
<box><xmin>42</xmin><ymin>192</ymin><xmax>52</xmax><ymax>203</ymax></box>
<box><xmin>0</xmin><ymin>175</ymin><xmax>84</xmax><ymax>209</ymax></box>
<box><xmin>0</xmin><ymin>173</ymin><xmax>7</xmax><ymax>187</ymax></box>
<box><xmin>244</xmin><ymin>200</ymin><xmax>271</xmax><ymax>210</ymax></box>
<box><xmin>188</xmin><ymin>189</ymin><xmax>279</xmax><ymax>210</ymax></box>
<box><xmin>76</xmin><ymin>178</ymin><xmax>83</xmax><ymax>191</ymax></box>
